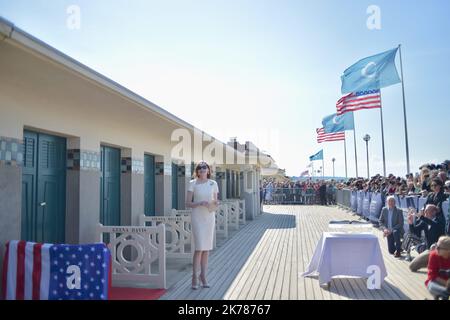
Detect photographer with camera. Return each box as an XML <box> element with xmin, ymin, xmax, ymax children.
<box><xmin>408</xmin><ymin>204</ymin><xmax>446</xmax><ymax>272</ymax></box>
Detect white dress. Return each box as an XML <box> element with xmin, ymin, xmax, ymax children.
<box><xmin>188</xmin><ymin>178</ymin><xmax>219</xmax><ymax>251</ymax></box>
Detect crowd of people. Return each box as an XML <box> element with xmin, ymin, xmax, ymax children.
<box><xmin>260</xmin><ymin>160</ymin><xmax>450</xmax><ymax>299</ymax></box>
<box><xmin>335</xmin><ymin>160</ymin><xmax>450</xmax><ymax>198</ymax></box>
<box><xmin>260</xmin><ymin>179</ymin><xmax>338</xmax><ymax>206</ymax></box>
<box><xmin>337</xmin><ymin>160</ymin><xmax>450</xmax><ymax>300</ymax></box>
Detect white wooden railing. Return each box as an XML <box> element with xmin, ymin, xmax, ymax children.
<box><xmin>140</xmin><ymin>214</ymin><xmax>193</xmax><ymax>259</ymax></box>
<box><xmin>215</xmin><ymin>203</ymin><xmax>229</xmax><ymax>239</ymax></box>
<box><xmin>221</xmin><ymin>199</ymin><xmax>240</xmax><ymax>231</ymax></box>
<box><xmin>171</xmin><ymin>209</ymin><xmax>192</xmax><ymax>216</ymax></box>
<box><xmin>97</xmin><ymin>223</ymin><xmax>166</xmax><ymax>289</ymax></box>
<box><xmin>172</xmin><ymin>203</ymin><xmax>230</xmax><ymax>240</ymax></box>
<box><xmin>237</xmin><ymin>199</ymin><xmax>246</xmax><ymax>224</ymax></box>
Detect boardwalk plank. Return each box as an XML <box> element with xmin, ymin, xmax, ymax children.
<box><xmin>159</xmin><ymin>205</ymin><xmax>430</xmax><ymax>300</ymax></box>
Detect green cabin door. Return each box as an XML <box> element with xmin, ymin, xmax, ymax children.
<box><xmin>232</xmin><ymin>171</ymin><xmax>236</xmax><ymax>198</ymax></box>
<box><xmin>144</xmin><ymin>154</ymin><xmax>155</xmax><ymax>216</ymax></box>
<box><xmin>22</xmin><ymin>130</ymin><xmax>66</xmax><ymax>243</ymax></box>
<box><xmin>226</xmin><ymin>169</ymin><xmax>231</xmax><ymax>198</ymax></box>
<box><xmin>171</xmin><ymin>163</ymin><xmax>178</xmax><ymax>209</ymax></box>
<box><xmin>100</xmin><ymin>146</ymin><xmax>121</xmax><ymax>226</ymax></box>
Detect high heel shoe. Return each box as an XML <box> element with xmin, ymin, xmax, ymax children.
<box><xmin>191</xmin><ymin>275</ymin><xmax>199</xmax><ymax>290</ymax></box>
<box><xmin>199</xmin><ymin>274</ymin><xmax>210</xmax><ymax>288</ymax></box>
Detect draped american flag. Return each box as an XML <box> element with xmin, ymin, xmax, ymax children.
<box><xmin>336</xmin><ymin>89</ymin><xmax>381</xmax><ymax>115</ymax></box>
<box><xmin>2</xmin><ymin>240</ymin><xmax>111</xmax><ymax>300</ymax></box>
<box><xmin>316</xmin><ymin>128</ymin><xmax>345</xmax><ymax>143</ymax></box>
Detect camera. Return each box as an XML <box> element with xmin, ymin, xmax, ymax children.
<box><xmin>438</xmin><ymin>269</ymin><xmax>450</xmax><ymax>278</ymax></box>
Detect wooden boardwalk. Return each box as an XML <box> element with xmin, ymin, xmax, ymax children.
<box><xmin>160</xmin><ymin>205</ymin><xmax>432</xmax><ymax>300</ymax></box>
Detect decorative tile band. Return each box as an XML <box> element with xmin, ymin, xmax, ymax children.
<box><xmin>185</xmin><ymin>166</ymin><xmax>191</xmax><ymax>177</ymax></box>
<box><xmin>155</xmin><ymin>162</ymin><xmax>164</xmax><ymax>175</ymax></box>
<box><xmin>121</xmin><ymin>157</ymin><xmax>132</xmax><ymax>173</ymax></box>
<box><xmin>132</xmin><ymin>159</ymin><xmax>144</xmax><ymax>174</ymax></box>
<box><xmin>164</xmin><ymin>163</ymin><xmax>172</xmax><ymax>176</ymax></box>
<box><xmin>131</xmin><ymin>159</ymin><xmax>144</xmax><ymax>174</ymax></box>
<box><xmin>120</xmin><ymin>157</ymin><xmax>144</xmax><ymax>174</ymax></box>
<box><xmin>216</xmin><ymin>172</ymin><xmax>225</xmax><ymax>179</ymax></box>
<box><xmin>67</xmin><ymin>149</ymin><xmax>100</xmax><ymax>171</ymax></box>
<box><xmin>0</xmin><ymin>136</ymin><xmax>24</xmax><ymax>167</ymax></box>
<box><xmin>178</xmin><ymin>165</ymin><xmax>185</xmax><ymax>177</ymax></box>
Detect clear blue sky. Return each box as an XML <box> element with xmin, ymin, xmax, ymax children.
<box><xmin>1</xmin><ymin>0</ymin><xmax>449</xmax><ymax>177</ymax></box>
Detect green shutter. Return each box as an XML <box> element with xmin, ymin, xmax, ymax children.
<box><xmin>144</xmin><ymin>154</ymin><xmax>156</xmax><ymax>216</ymax></box>
<box><xmin>21</xmin><ymin>130</ymin><xmax>66</xmax><ymax>243</ymax></box>
<box><xmin>172</xmin><ymin>163</ymin><xmax>178</xmax><ymax>209</ymax></box>
<box><xmin>100</xmin><ymin>146</ymin><xmax>121</xmax><ymax>226</ymax></box>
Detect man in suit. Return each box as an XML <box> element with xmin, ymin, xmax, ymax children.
<box><xmin>408</xmin><ymin>204</ymin><xmax>446</xmax><ymax>271</ymax></box>
<box><xmin>319</xmin><ymin>182</ymin><xmax>327</xmax><ymax>206</ymax></box>
<box><xmin>379</xmin><ymin>195</ymin><xmax>404</xmax><ymax>257</ymax></box>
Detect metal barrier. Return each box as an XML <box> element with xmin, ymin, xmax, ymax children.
<box><xmin>262</xmin><ymin>187</ymin><xmax>337</xmax><ymax>205</ymax></box>
<box><xmin>336</xmin><ymin>188</ymin><xmax>352</xmax><ymax>209</ymax></box>
<box><xmin>336</xmin><ymin>189</ymin><xmax>450</xmax><ymax>230</ymax></box>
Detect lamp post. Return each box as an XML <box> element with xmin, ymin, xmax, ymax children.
<box><xmin>332</xmin><ymin>158</ymin><xmax>336</xmax><ymax>178</ymax></box>
<box><xmin>363</xmin><ymin>134</ymin><xmax>371</xmax><ymax>179</ymax></box>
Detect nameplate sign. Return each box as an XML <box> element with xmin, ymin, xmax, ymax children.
<box><xmin>148</xmin><ymin>216</ymin><xmax>185</xmax><ymax>222</ymax></box>
<box><xmin>109</xmin><ymin>227</ymin><xmax>153</xmax><ymax>234</ymax></box>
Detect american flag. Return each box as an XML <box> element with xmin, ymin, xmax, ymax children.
<box><xmin>2</xmin><ymin>240</ymin><xmax>111</xmax><ymax>300</ymax></box>
<box><xmin>336</xmin><ymin>89</ymin><xmax>381</xmax><ymax>115</ymax></box>
<box><xmin>300</xmin><ymin>170</ymin><xmax>309</xmax><ymax>177</ymax></box>
<box><xmin>316</xmin><ymin>128</ymin><xmax>345</xmax><ymax>143</ymax></box>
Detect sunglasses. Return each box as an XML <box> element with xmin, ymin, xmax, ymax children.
<box><xmin>197</xmin><ymin>165</ymin><xmax>208</xmax><ymax>170</ymax></box>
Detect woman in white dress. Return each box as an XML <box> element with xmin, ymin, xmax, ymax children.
<box><xmin>185</xmin><ymin>161</ymin><xmax>219</xmax><ymax>289</ymax></box>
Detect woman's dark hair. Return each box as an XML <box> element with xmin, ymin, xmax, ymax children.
<box><xmin>193</xmin><ymin>161</ymin><xmax>211</xmax><ymax>179</ymax></box>
<box><xmin>431</xmin><ymin>178</ymin><xmax>443</xmax><ymax>188</ymax></box>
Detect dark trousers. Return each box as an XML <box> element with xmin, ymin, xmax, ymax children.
<box><xmin>387</xmin><ymin>229</ymin><xmax>402</xmax><ymax>254</ymax></box>
<box><xmin>320</xmin><ymin>193</ymin><xmax>327</xmax><ymax>205</ymax></box>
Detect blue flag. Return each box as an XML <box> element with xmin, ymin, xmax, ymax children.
<box><xmin>309</xmin><ymin>150</ymin><xmax>323</xmax><ymax>161</ymax></box>
<box><xmin>341</xmin><ymin>48</ymin><xmax>401</xmax><ymax>94</ymax></box>
<box><xmin>322</xmin><ymin>112</ymin><xmax>354</xmax><ymax>133</ymax></box>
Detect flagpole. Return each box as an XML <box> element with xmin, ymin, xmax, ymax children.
<box><xmin>352</xmin><ymin>115</ymin><xmax>359</xmax><ymax>178</ymax></box>
<box><xmin>322</xmin><ymin>158</ymin><xmax>324</xmax><ymax>178</ymax></box>
<box><xmin>398</xmin><ymin>44</ymin><xmax>411</xmax><ymax>174</ymax></box>
<box><xmin>344</xmin><ymin>135</ymin><xmax>348</xmax><ymax>178</ymax></box>
<box><xmin>379</xmin><ymin>91</ymin><xmax>387</xmax><ymax>177</ymax></box>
